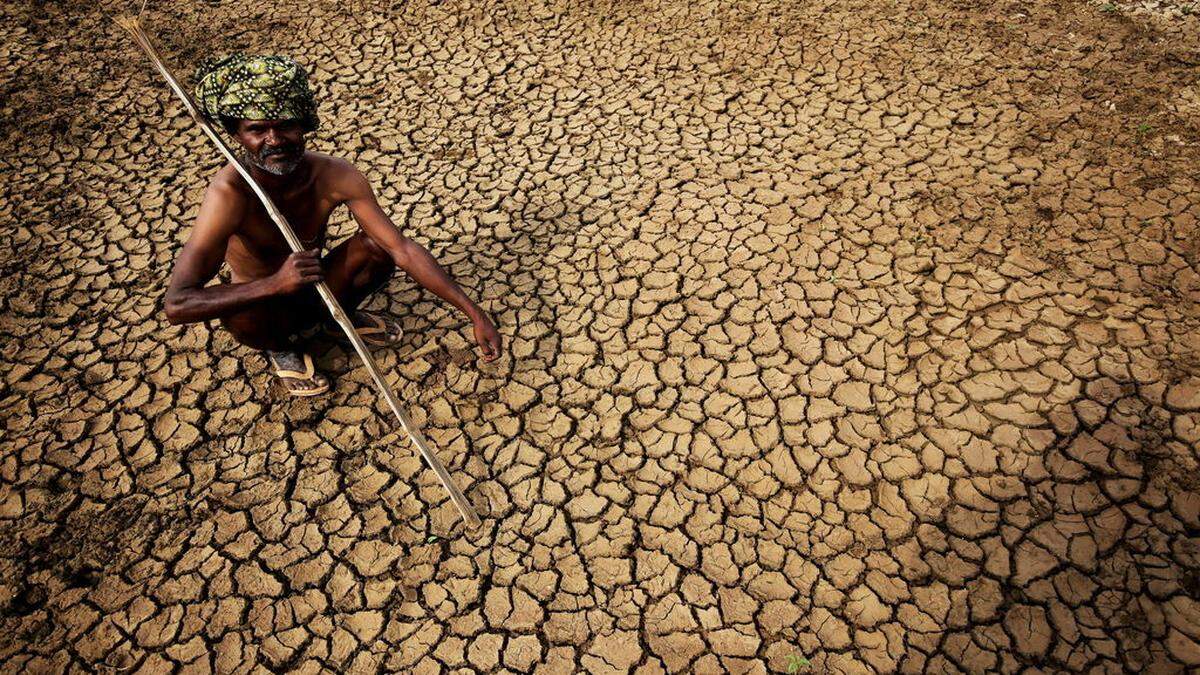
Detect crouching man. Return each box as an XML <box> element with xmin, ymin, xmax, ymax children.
<box><xmin>164</xmin><ymin>53</ymin><xmax>501</xmax><ymax>395</ymax></box>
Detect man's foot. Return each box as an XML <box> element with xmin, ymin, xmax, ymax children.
<box><xmin>266</xmin><ymin>350</ymin><xmax>330</xmax><ymax>397</ymax></box>
<box><xmin>325</xmin><ymin>311</ymin><xmax>404</xmax><ymax>347</ymax></box>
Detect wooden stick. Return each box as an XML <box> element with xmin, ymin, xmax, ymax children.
<box><xmin>114</xmin><ymin>11</ymin><xmax>482</xmax><ymax>531</ymax></box>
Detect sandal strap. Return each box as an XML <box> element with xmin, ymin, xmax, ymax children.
<box><xmin>324</xmin><ymin>313</ymin><xmax>403</xmax><ymax>345</ymax></box>
<box><xmin>355</xmin><ymin>312</ymin><xmax>386</xmax><ymax>335</ymax></box>
<box><xmin>270</xmin><ymin>352</ymin><xmax>316</xmax><ymax>380</ymax></box>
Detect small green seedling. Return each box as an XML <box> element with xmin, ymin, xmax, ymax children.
<box><xmin>1100</xmin><ymin>2</ymin><xmax>1118</xmax><ymax>12</ymax></box>
<box><xmin>786</xmin><ymin>653</ymin><xmax>812</xmax><ymax>672</ymax></box>
<box><xmin>426</xmin><ymin>534</ymin><xmax>440</xmax><ymax>543</ymax></box>
<box><xmin>1135</xmin><ymin>123</ymin><xmax>1153</xmax><ymax>137</ymax></box>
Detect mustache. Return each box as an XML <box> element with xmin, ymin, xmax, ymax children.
<box><xmin>260</xmin><ymin>144</ymin><xmax>300</xmax><ymax>159</ymax></box>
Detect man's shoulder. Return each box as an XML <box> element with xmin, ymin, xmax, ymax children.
<box><xmin>310</xmin><ymin>152</ymin><xmax>370</xmax><ymax>199</ymax></box>
<box><xmin>198</xmin><ymin>165</ymin><xmax>251</xmax><ymax>229</ymax></box>
<box><xmin>309</xmin><ymin>151</ymin><xmax>360</xmax><ymax>178</ymax></box>
<box><xmin>208</xmin><ymin>164</ymin><xmax>251</xmax><ymax>201</ymax></box>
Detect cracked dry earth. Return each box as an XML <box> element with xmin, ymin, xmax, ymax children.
<box><xmin>3</xmin><ymin>0</ymin><xmax>1200</xmax><ymax>672</ymax></box>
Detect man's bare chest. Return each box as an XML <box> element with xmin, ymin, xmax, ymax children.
<box><xmin>234</xmin><ymin>190</ymin><xmax>336</xmax><ymax>257</ymax></box>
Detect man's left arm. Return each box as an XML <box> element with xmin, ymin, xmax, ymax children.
<box><xmin>336</xmin><ymin>161</ymin><xmax>502</xmax><ymax>362</ymax></box>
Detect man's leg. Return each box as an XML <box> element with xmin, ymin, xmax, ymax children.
<box><xmin>320</xmin><ymin>230</ymin><xmax>396</xmax><ymax>311</ymax></box>
<box><xmin>220</xmin><ymin>292</ymin><xmax>331</xmax><ymax>395</ymax></box>
<box><xmin>220</xmin><ymin>231</ymin><xmax>395</xmax><ymax>348</ymax></box>
<box><xmin>219</xmin><ymin>295</ymin><xmax>305</xmax><ymax>351</ymax></box>
<box><xmin>218</xmin><ymin>232</ymin><xmax>396</xmax><ymax>395</ymax></box>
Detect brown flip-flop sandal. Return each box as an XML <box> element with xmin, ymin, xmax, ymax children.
<box><xmin>267</xmin><ymin>351</ymin><xmax>330</xmax><ymax>397</ymax></box>
<box><xmin>326</xmin><ymin>311</ymin><xmax>404</xmax><ymax>347</ymax></box>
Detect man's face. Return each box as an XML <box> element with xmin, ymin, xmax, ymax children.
<box><xmin>233</xmin><ymin>119</ymin><xmax>306</xmax><ymax>176</ymax></box>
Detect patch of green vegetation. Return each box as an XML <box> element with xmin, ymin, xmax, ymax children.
<box><xmin>786</xmin><ymin>653</ymin><xmax>812</xmax><ymax>672</ymax></box>
<box><xmin>1133</xmin><ymin>123</ymin><xmax>1157</xmax><ymax>157</ymax></box>
<box><xmin>1100</xmin><ymin>2</ymin><xmax>1118</xmax><ymax>12</ymax></box>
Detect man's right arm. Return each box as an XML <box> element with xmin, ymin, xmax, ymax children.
<box><xmin>163</xmin><ymin>179</ymin><xmax>322</xmax><ymax>324</ymax></box>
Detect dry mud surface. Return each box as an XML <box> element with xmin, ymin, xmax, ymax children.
<box><xmin>2</xmin><ymin>0</ymin><xmax>1200</xmax><ymax>672</ymax></box>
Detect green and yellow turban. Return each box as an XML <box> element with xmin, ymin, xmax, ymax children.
<box><xmin>193</xmin><ymin>53</ymin><xmax>319</xmax><ymax>132</ymax></box>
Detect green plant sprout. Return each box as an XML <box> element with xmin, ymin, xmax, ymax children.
<box><xmin>1100</xmin><ymin>2</ymin><xmax>1118</xmax><ymax>12</ymax></box>
<box><xmin>786</xmin><ymin>653</ymin><xmax>812</xmax><ymax>672</ymax></box>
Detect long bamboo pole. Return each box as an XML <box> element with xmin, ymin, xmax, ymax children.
<box><xmin>115</xmin><ymin>11</ymin><xmax>482</xmax><ymax>531</ymax></box>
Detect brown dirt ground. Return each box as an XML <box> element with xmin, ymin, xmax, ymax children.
<box><xmin>2</xmin><ymin>0</ymin><xmax>1200</xmax><ymax>672</ymax></box>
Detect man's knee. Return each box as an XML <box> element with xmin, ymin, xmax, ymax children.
<box><xmin>221</xmin><ymin>315</ymin><xmax>271</xmax><ymax>349</ymax></box>
<box><xmin>221</xmin><ymin>308</ymin><xmax>297</xmax><ymax>351</ymax></box>
<box><xmin>357</xmin><ymin>232</ymin><xmax>393</xmax><ymax>267</ymax></box>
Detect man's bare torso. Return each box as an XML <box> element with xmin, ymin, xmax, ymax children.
<box><xmin>216</xmin><ymin>151</ymin><xmax>345</xmax><ymax>283</ymax></box>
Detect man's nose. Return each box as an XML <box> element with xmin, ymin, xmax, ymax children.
<box><xmin>264</xmin><ymin>128</ymin><xmax>282</xmax><ymax>145</ymax></box>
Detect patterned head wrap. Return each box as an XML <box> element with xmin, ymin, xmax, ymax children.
<box><xmin>193</xmin><ymin>53</ymin><xmax>319</xmax><ymax>132</ymax></box>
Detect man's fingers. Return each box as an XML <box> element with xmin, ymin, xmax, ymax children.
<box><xmin>481</xmin><ymin>335</ymin><xmax>501</xmax><ymax>361</ymax></box>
